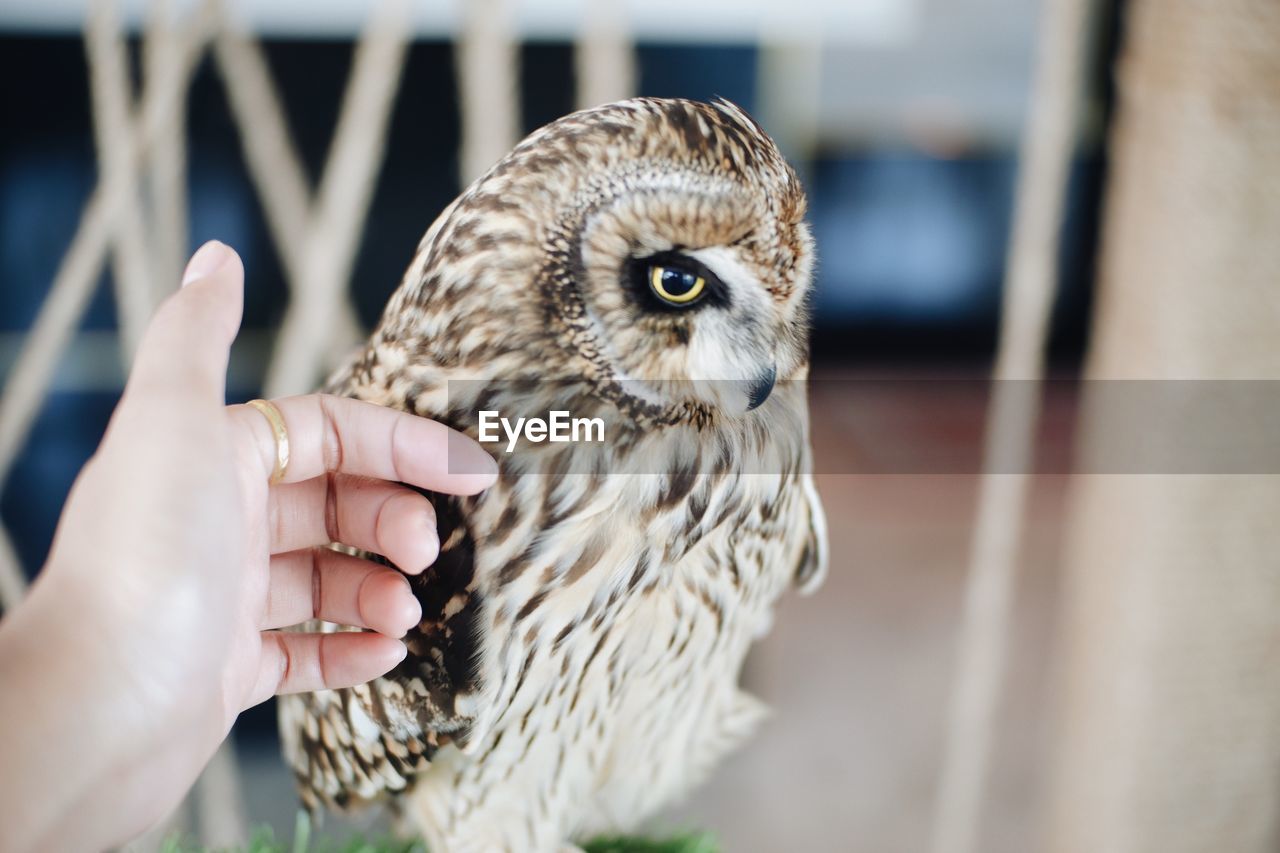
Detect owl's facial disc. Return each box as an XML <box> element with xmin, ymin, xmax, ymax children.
<box><xmin>564</xmin><ymin>143</ymin><xmax>813</xmax><ymax>421</ymax></box>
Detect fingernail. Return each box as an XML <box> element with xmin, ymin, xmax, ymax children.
<box><xmin>401</xmin><ymin>581</ymin><xmax>423</xmax><ymax>625</ymax></box>
<box><xmin>406</xmin><ymin>597</ymin><xmax>422</xmax><ymax>623</ymax></box>
<box><xmin>454</xmin><ymin>434</ymin><xmax>500</xmax><ymax>480</ymax></box>
<box><xmin>422</xmin><ymin>526</ymin><xmax>440</xmax><ymax>568</ymax></box>
<box><xmin>182</xmin><ymin>240</ymin><xmax>232</xmax><ymax>286</ymax></box>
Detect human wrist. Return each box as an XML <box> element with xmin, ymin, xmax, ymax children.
<box><xmin>4</xmin><ymin>558</ymin><xmax>206</xmax><ymax>829</ymax></box>
<box><xmin>0</xmin><ymin>578</ymin><xmax>118</xmax><ymax>848</ymax></box>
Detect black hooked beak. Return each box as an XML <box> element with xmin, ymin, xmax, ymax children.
<box><xmin>745</xmin><ymin>364</ymin><xmax>777</xmax><ymax>411</ymax></box>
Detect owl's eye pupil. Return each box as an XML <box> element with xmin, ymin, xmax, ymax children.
<box><xmin>662</xmin><ymin>269</ymin><xmax>697</xmax><ymax>296</ymax></box>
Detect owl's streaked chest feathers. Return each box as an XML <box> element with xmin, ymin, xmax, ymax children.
<box><xmin>278</xmin><ymin>97</ymin><xmax>826</xmax><ymax>852</ymax></box>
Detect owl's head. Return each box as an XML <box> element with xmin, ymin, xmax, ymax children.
<box><xmin>383</xmin><ymin>98</ymin><xmax>814</xmax><ymax>423</ymax></box>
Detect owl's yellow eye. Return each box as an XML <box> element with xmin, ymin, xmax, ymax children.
<box><xmin>648</xmin><ymin>264</ymin><xmax>706</xmax><ymax>305</ymax></box>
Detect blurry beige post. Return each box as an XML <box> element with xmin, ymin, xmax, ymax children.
<box><xmin>576</xmin><ymin>0</ymin><xmax>635</xmax><ymax>111</ymax></box>
<box><xmin>929</xmin><ymin>0</ymin><xmax>1093</xmax><ymax>852</ymax></box>
<box><xmin>144</xmin><ymin>0</ymin><xmax>191</xmax><ymax>296</ymax></box>
<box><xmin>1045</xmin><ymin>3</ymin><xmax>1280</xmax><ymax>851</ymax></box>
<box><xmin>457</xmin><ymin>0</ymin><xmax>519</xmax><ymax>184</ymax></box>
<box><xmin>86</xmin><ymin>0</ymin><xmax>156</xmax><ymax>362</ymax></box>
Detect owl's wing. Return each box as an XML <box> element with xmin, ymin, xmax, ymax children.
<box><xmin>278</xmin><ymin>486</ymin><xmax>490</xmax><ymax>811</ymax></box>
<box><xmin>791</xmin><ymin>471</ymin><xmax>828</xmax><ymax>594</ymax></box>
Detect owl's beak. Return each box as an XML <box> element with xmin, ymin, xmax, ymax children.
<box><xmin>745</xmin><ymin>364</ymin><xmax>777</xmax><ymax>411</ymax></box>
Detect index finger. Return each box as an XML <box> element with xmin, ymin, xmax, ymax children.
<box><xmin>231</xmin><ymin>394</ymin><xmax>498</xmax><ymax>495</ymax></box>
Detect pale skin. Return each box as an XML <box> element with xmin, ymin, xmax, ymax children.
<box><xmin>0</xmin><ymin>242</ymin><xmax>498</xmax><ymax>851</ymax></box>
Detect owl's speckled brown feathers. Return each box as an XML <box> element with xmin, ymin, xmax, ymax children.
<box><xmin>277</xmin><ymin>98</ymin><xmax>827</xmax><ymax>852</ymax></box>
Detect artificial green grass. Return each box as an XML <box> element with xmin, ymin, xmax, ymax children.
<box><xmin>160</xmin><ymin>812</ymin><xmax>718</xmax><ymax>853</ymax></box>
<box><xmin>582</xmin><ymin>836</ymin><xmax>718</xmax><ymax>853</ymax></box>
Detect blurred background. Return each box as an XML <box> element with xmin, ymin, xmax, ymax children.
<box><xmin>0</xmin><ymin>0</ymin><xmax>1111</xmax><ymax>850</ymax></box>
<box><xmin>3</xmin><ymin>1</ymin><xmax>1278</xmax><ymax>851</ymax></box>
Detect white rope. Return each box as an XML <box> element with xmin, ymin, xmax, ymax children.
<box><xmin>144</xmin><ymin>0</ymin><xmax>190</xmax><ymax>295</ymax></box>
<box><xmin>211</xmin><ymin>16</ymin><xmax>313</xmax><ymax>277</ymax></box>
<box><xmin>0</xmin><ymin>192</ymin><xmax>112</xmax><ymax>610</ymax></box>
<box><xmin>265</xmin><ymin>0</ymin><xmax>411</xmax><ymax>396</ymax></box>
<box><xmin>456</xmin><ymin>0</ymin><xmax>519</xmax><ymax>184</ymax></box>
<box><xmin>214</xmin><ymin>0</ymin><xmax>410</xmax><ymax>397</ymax></box>
<box><xmin>575</xmin><ymin>0</ymin><xmax>636</xmax><ymax>110</ymax></box>
<box><xmin>86</xmin><ymin>0</ymin><xmax>158</xmax><ymax>363</ymax></box>
<box><xmin>928</xmin><ymin>1</ymin><xmax>1094</xmax><ymax>852</ymax></box>
<box><xmin>212</xmin><ymin>10</ymin><xmax>357</xmax><ymax>369</ymax></box>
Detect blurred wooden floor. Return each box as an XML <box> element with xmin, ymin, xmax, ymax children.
<box><xmin>238</xmin><ymin>371</ymin><xmax>1076</xmax><ymax>852</ymax></box>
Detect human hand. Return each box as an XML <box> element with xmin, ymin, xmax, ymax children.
<box><xmin>0</xmin><ymin>241</ymin><xmax>497</xmax><ymax>850</ymax></box>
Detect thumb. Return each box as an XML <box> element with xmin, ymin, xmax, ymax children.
<box><xmin>125</xmin><ymin>241</ymin><xmax>245</xmax><ymax>404</ymax></box>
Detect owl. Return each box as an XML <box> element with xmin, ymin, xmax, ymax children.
<box><xmin>278</xmin><ymin>97</ymin><xmax>827</xmax><ymax>852</ymax></box>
